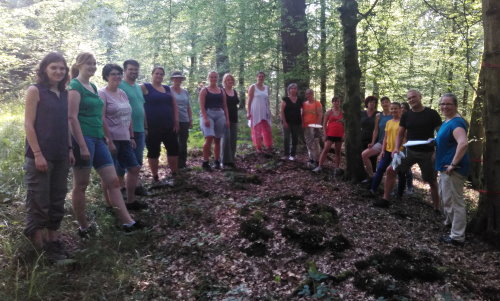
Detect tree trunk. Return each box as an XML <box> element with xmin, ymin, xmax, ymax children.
<box><xmin>280</xmin><ymin>0</ymin><xmax>310</xmax><ymax>95</ymax></box>
<box><xmin>358</xmin><ymin>22</ymin><xmax>368</xmax><ymax>100</ymax></box>
<box><xmin>214</xmin><ymin>0</ymin><xmax>230</xmax><ymax>85</ymax></box>
<box><xmin>468</xmin><ymin>60</ymin><xmax>485</xmax><ymax>190</ymax></box>
<box><xmin>339</xmin><ymin>0</ymin><xmax>365</xmax><ymax>182</ymax></box>
<box><xmin>471</xmin><ymin>0</ymin><xmax>500</xmax><ymax>247</ymax></box>
<box><xmin>333</xmin><ymin>48</ymin><xmax>345</xmax><ymax>101</ymax></box>
<box><xmin>319</xmin><ymin>0</ymin><xmax>327</xmax><ymax>107</ymax></box>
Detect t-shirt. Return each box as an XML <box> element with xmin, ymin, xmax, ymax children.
<box><xmin>385</xmin><ymin>119</ymin><xmax>401</xmax><ymax>152</ymax></box>
<box><xmin>435</xmin><ymin>117</ymin><xmax>470</xmax><ymax>177</ymax></box>
<box><xmin>377</xmin><ymin>113</ymin><xmax>393</xmax><ymax>144</ymax></box>
<box><xmin>68</xmin><ymin>79</ymin><xmax>104</xmax><ymax>138</ymax></box>
<box><xmin>171</xmin><ymin>88</ymin><xmax>191</xmax><ymax>123</ymax></box>
<box><xmin>119</xmin><ymin>80</ymin><xmax>145</xmax><ymax>133</ymax></box>
<box><xmin>302</xmin><ymin>100</ymin><xmax>322</xmax><ymax>127</ymax></box>
<box><xmin>400</xmin><ymin>107</ymin><xmax>442</xmax><ymax>152</ymax></box>
<box><xmin>283</xmin><ymin>96</ymin><xmax>303</xmax><ymax>125</ymax></box>
<box><xmin>360</xmin><ymin>110</ymin><xmax>378</xmax><ymax>144</ymax></box>
<box><xmin>99</xmin><ymin>88</ymin><xmax>132</xmax><ymax>141</ymax></box>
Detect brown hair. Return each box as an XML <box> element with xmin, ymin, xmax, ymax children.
<box><xmin>222</xmin><ymin>73</ymin><xmax>235</xmax><ymax>87</ymax></box>
<box><xmin>70</xmin><ymin>52</ymin><xmax>95</xmax><ymax>79</ymax></box>
<box><xmin>36</xmin><ymin>52</ymin><xmax>69</xmax><ymax>92</ymax></box>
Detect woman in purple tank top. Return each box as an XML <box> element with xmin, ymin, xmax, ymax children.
<box><xmin>24</xmin><ymin>52</ymin><xmax>74</xmax><ymax>260</ymax></box>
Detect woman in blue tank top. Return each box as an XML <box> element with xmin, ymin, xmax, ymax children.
<box><xmin>141</xmin><ymin>67</ymin><xmax>180</xmax><ymax>182</ymax></box>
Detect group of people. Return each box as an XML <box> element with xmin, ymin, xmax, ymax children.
<box><xmin>23</xmin><ymin>51</ymin><xmax>469</xmax><ymax>261</ymax></box>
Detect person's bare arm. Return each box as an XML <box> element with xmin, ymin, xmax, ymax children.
<box><xmin>171</xmin><ymin>92</ymin><xmax>179</xmax><ymax>132</ymax></box>
<box><xmin>446</xmin><ymin>127</ymin><xmax>468</xmax><ymax>174</ymax></box>
<box><xmin>370</xmin><ymin>113</ymin><xmax>380</xmax><ymax>147</ymax></box>
<box><xmin>393</xmin><ymin>126</ymin><xmax>406</xmax><ymax>157</ymax></box>
<box><xmin>199</xmin><ymin>88</ymin><xmax>210</xmax><ymax>127</ymax></box>
<box><xmin>68</xmin><ymin>90</ymin><xmax>90</xmax><ymax>160</ymax></box>
<box><xmin>246</xmin><ymin>85</ymin><xmax>254</xmax><ymax>120</ymax></box>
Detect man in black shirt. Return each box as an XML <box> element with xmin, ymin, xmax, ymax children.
<box><xmin>374</xmin><ymin>89</ymin><xmax>442</xmax><ymax>209</ymax></box>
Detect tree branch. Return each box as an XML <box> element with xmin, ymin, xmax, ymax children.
<box><xmin>359</xmin><ymin>0</ymin><xmax>380</xmax><ymax>20</ymax></box>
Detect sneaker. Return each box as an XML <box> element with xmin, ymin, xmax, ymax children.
<box><xmin>372</xmin><ymin>198</ymin><xmax>390</xmax><ymax>208</ymax></box>
<box><xmin>361</xmin><ymin>177</ymin><xmax>373</xmax><ymax>184</ymax></box>
<box><xmin>288</xmin><ymin>156</ymin><xmax>295</xmax><ymax>161</ymax></box>
<box><xmin>439</xmin><ymin>235</ymin><xmax>464</xmax><ymax>246</ymax></box>
<box><xmin>312</xmin><ymin>166</ymin><xmax>322</xmax><ymax>173</ymax></box>
<box><xmin>77</xmin><ymin>225</ymin><xmax>95</xmax><ymax>239</ymax></box>
<box><xmin>121</xmin><ymin>220</ymin><xmax>146</xmax><ymax>233</ymax></box>
<box><xmin>125</xmin><ymin>200</ymin><xmax>148</xmax><ymax>211</ymax></box>
<box><xmin>202</xmin><ymin>161</ymin><xmax>212</xmax><ymax>172</ymax></box>
<box><xmin>43</xmin><ymin>241</ymin><xmax>68</xmax><ymax>262</ymax></box>
<box><xmin>213</xmin><ymin>160</ymin><xmax>221</xmax><ymax>170</ymax></box>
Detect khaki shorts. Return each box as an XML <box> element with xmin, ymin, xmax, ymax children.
<box><xmin>397</xmin><ymin>148</ymin><xmax>436</xmax><ymax>183</ymax></box>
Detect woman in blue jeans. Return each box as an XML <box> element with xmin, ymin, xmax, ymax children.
<box><xmin>69</xmin><ymin>52</ymin><xmax>143</xmax><ymax>236</ymax></box>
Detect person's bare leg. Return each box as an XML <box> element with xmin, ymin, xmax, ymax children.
<box><xmin>167</xmin><ymin>156</ymin><xmax>178</xmax><ymax>175</ymax></box>
<box><xmin>203</xmin><ymin>136</ymin><xmax>214</xmax><ymax>161</ymax></box>
<box><xmin>429</xmin><ymin>179</ymin><xmax>440</xmax><ymax>210</ymax></box>
<box><xmin>148</xmin><ymin>158</ymin><xmax>159</xmax><ymax>180</ymax></box>
<box><xmin>334</xmin><ymin>141</ymin><xmax>342</xmax><ymax>168</ymax></box>
<box><xmin>214</xmin><ymin>138</ymin><xmax>221</xmax><ymax>161</ymax></box>
<box><xmin>383</xmin><ymin>167</ymin><xmax>397</xmax><ymax>200</ymax></box>
<box><xmin>72</xmin><ymin>168</ymin><xmax>91</xmax><ymax>229</ymax></box>
<box><xmin>98</xmin><ymin>166</ymin><xmax>134</xmax><ymax>224</ymax></box>
<box><xmin>318</xmin><ymin>141</ymin><xmax>333</xmax><ymax>167</ymax></box>
<box><xmin>362</xmin><ymin>148</ymin><xmax>379</xmax><ymax>177</ymax></box>
<box><xmin>125</xmin><ymin>166</ymin><xmax>140</xmax><ymax>203</ymax></box>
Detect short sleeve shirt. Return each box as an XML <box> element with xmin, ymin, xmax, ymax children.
<box><xmin>171</xmin><ymin>88</ymin><xmax>191</xmax><ymax>123</ymax></box>
<box><xmin>435</xmin><ymin>117</ymin><xmax>470</xmax><ymax>177</ymax></box>
<box><xmin>68</xmin><ymin>79</ymin><xmax>104</xmax><ymax>138</ymax></box>
<box><xmin>99</xmin><ymin>88</ymin><xmax>132</xmax><ymax>141</ymax></box>
<box><xmin>400</xmin><ymin>107</ymin><xmax>442</xmax><ymax>152</ymax></box>
<box><xmin>302</xmin><ymin>100</ymin><xmax>322</xmax><ymax>127</ymax></box>
<box><xmin>119</xmin><ymin>80</ymin><xmax>145</xmax><ymax>133</ymax></box>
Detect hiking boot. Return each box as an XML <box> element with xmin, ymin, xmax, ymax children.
<box><xmin>43</xmin><ymin>241</ymin><xmax>69</xmax><ymax>262</ymax></box>
<box><xmin>372</xmin><ymin>198</ymin><xmax>390</xmax><ymax>208</ymax></box>
<box><xmin>202</xmin><ymin>161</ymin><xmax>212</xmax><ymax>172</ymax></box>
<box><xmin>121</xmin><ymin>220</ymin><xmax>147</xmax><ymax>233</ymax></box>
<box><xmin>125</xmin><ymin>200</ymin><xmax>148</xmax><ymax>211</ymax></box>
<box><xmin>288</xmin><ymin>156</ymin><xmax>295</xmax><ymax>161</ymax></box>
<box><xmin>312</xmin><ymin>166</ymin><xmax>322</xmax><ymax>173</ymax></box>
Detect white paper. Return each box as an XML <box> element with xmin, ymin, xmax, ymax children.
<box><xmin>403</xmin><ymin>139</ymin><xmax>435</xmax><ymax>147</ymax></box>
<box><xmin>308</xmin><ymin>124</ymin><xmax>323</xmax><ymax>128</ymax></box>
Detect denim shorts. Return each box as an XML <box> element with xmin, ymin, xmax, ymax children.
<box><xmin>113</xmin><ymin>140</ymin><xmax>140</xmax><ymax>171</ymax></box>
<box><xmin>73</xmin><ymin>136</ymin><xmax>114</xmax><ymax>170</ymax></box>
<box><xmin>116</xmin><ymin>132</ymin><xmax>144</xmax><ymax>176</ymax></box>
<box><xmin>200</xmin><ymin>108</ymin><xmax>226</xmax><ymax>138</ymax></box>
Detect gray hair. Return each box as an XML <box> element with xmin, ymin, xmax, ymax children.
<box><xmin>287</xmin><ymin>83</ymin><xmax>298</xmax><ymax>92</ymax></box>
<box><xmin>440</xmin><ymin>93</ymin><xmax>458</xmax><ymax>106</ymax></box>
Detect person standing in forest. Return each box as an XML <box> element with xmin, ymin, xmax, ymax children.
<box><xmin>247</xmin><ymin>71</ymin><xmax>273</xmax><ymax>154</ymax></box>
<box><xmin>360</xmin><ymin>96</ymin><xmax>379</xmax><ymax>182</ymax></box>
<box><xmin>118</xmin><ymin>59</ymin><xmax>148</xmax><ymax>196</ymax></box>
<box><xmin>24</xmin><ymin>52</ymin><xmax>74</xmax><ymax>260</ymax></box>
<box><xmin>170</xmin><ymin>71</ymin><xmax>192</xmax><ymax>170</ymax></box>
<box><xmin>400</xmin><ymin>102</ymin><xmax>414</xmax><ymax>193</ymax></box>
<box><xmin>99</xmin><ymin>64</ymin><xmax>146</xmax><ymax>211</ymax></box>
<box><xmin>69</xmin><ymin>52</ymin><xmax>144</xmax><ymax>236</ymax></box>
<box><xmin>141</xmin><ymin>67</ymin><xmax>180</xmax><ymax>181</ymax></box>
<box><xmin>313</xmin><ymin>96</ymin><xmax>344</xmax><ymax>173</ymax></box>
<box><xmin>221</xmin><ymin>73</ymin><xmax>239</xmax><ymax>169</ymax></box>
<box><xmin>375</xmin><ymin>89</ymin><xmax>442</xmax><ymax>209</ymax></box>
<box><xmin>435</xmin><ymin>93</ymin><xmax>469</xmax><ymax>245</ymax></box>
<box><xmin>362</xmin><ymin>96</ymin><xmax>391</xmax><ymax>183</ymax></box>
<box><xmin>302</xmin><ymin>89</ymin><xmax>323</xmax><ymax>168</ymax></box>
<box><xmin>199</xmin><ymin>71</ymin><xmax>230</xmax><ymax>171</ymax></box>
<box><xmin>280</xmin><ymin>83</ymin><xmax>303</xmax><ymax>161</ymax></box>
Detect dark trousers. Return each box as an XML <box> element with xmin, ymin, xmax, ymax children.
<box><xmin>283</xmin><ymin>123</ymin><xmax>302</xmax><ymax>156</ymax></box>
<box><xmin>178</xmin><ymin>122</ymin><xmax>190</xmax><ymax>168</ymax></box>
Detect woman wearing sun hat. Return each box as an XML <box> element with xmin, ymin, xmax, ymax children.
<box><xmin>170</xmin><ymin>71</ymin><xmax>192</xmax><ymax>169</ymax></box>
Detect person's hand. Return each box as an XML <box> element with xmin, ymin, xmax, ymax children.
<box><xmin>377</xmin><ymin>152</ymin><xmax>383</xmax><ymax>161</ymax></box>
<box><xmin>130</xmin><ymin>138</ymin><xmax>137</xmax><ymax>149</ymax></box>
<box><xmin>34</xmin><ymin>153</ymin><xmax>48</xmax><ymax>172</ymax></box>
<box><xmin>444</xmin><ymin>164</ymin><xmax>455</xmax><ymax>175</ymax></box>
<box><xmin>246</xmin><ymin>112</ymin><xmax>251</xmax><ymax>120</ymax></box>
<box><xmin>368</xmin><ymin>143</ymin><xmax>374</xmax><ymax>148</ymax></box>
<box><xmin>108</xmin><ymin>141</ymin><xmax>117</xmax><ymax>155</ymax></box>
<box><xmin>189</xmin><ymin>120</ymin><xmax>193</xmax><ymax>129</ymax></box>
<box><xmin>283</xmin><ymin>121</ymin><xmax>289</xmax><ymax>129</ymax></box>
<box><xmin>391</xmin><ymin>150</ymin><xmax>399</xmax><ymax>158</ymax></box>
<box><xmin>69</xmin><ymin>150</ymin><xmax>75</xmax><ymax>166</ymax></box>
<box><xmin>204</xmin><ymin>117</ymin><xmax>210</xmax><ymax>127</ymax></box>
<box><xmin>80</xmin><ymin>146</ymin><xmax>91</xmax><ymax>161</ymax></box>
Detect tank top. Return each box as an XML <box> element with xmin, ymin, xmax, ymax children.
<box><xmin>25</xmin><ymin>84</ymin><xmax>69</xmax><ymax>160</ymax></box>
<box><xmin>250</xmin><ymin>85</ymin><xmax>271</xmax><ymax>126</ymax></box>
<box><xmin>283</xmin><ymin>96</ymin><xmax>303</xmax><ymax>125</ymax></box>
<box><xmin>326</xmin><ymin>110</ymin><xmax>344</xmax><ymax>138</ymax></box>
<box><xmin>360</xmin><ymin>110</ymin><xmax>378</xmax><ymax>143</ymax></box>
<box><xmin>205</xmin><ymin>88</ymin><xmax>224</xmax><ymax>109</ymax></box>
<box><xmin>144</xmin><ymin>83</ymin><xmax>174</xmax><ymax>130</ymax></box>
<box><xmin>224</xmin><ymin>88</ymin><xmax>239</xmax><ymax>123</ymax></box>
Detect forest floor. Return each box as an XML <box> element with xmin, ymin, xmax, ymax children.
<box><xmin>1</xmin><ymin>145</ymin><xmax>500</xmax><ymax>300</ymax></box>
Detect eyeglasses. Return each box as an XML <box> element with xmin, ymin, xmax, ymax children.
<box><xmin>439</xmin><ymin>103</ymin><xmax>455</xmax><ymax>106</ymax></box>
<box><xmin>109</xmin><ymin>72</ymin><xmax>122</xmax><ymax>77</ymax></box>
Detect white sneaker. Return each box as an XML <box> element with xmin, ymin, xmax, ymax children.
<box><xmin>313</xmin><ymin>166</ymin><xmax>322</xmax><ymax>173</ymax></box>
<box><xmin>288</xmin><ymin>156</ymin><xmax>295</xmax><ymax>161</ymax></box>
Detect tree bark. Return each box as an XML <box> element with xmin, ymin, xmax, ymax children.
<box><xmin>339</xmin><ymin>0</ymin><xmax>365</xmax><ymax>182</ymax></box>
<box><xmin>280</xmin><ymin>0</ymin><xmax>310</xmax><ymax>95</ymax></box>
<box><xmin>333</xmin><ymin>48</ymin><xmax>345</xmax><ymax>101</ymax></box>
<box><xmin>471</xmin><ymin>0</ymin><xmax>500</xmax><ymax>247</ymax></box>
<box><xmin>214</xmin><ymin>0</ymin><xmax>230</xmax><ymax>85</ymax></box>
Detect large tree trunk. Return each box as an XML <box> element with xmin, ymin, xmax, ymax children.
<box><xmin>280</xmin><ymin>0</ymin><xmax>310</xmax><ymax>95</ymax></box>
<box><xmin>319</xmin><ymin>0</ymin><xmax>327</xmax><ymax>107</ymax></box>
<box><xmin>333</xmin><ymin>48</ymin><xmax>345</xmax><ymax>101</ymax></box>
<box><xmin>339</xmin><ymin>0</ymin><xmax>365</xmax><ymax>182</ymax></box>
<box><xmin>468</xmin><ymin>60</ymin><xmax>485</xmax><ymax>189</ymax></box>
<box><xmin>471</xmin><ymin>0</ymin><xmax>500</xmax><ymax>248</ymax></box>
<box><xmin>214</xmin><ymin>0</ymin><xmax>230</xmax><ymax>85</ymax></box>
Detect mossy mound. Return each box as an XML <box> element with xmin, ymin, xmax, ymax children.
<box><xmin>239</xmin><ymin>217</ymin><xmax>274</xmax><ymax>241</ymax></box>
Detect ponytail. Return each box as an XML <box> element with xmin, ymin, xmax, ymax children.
<box><xmin>71</xmin><ymin>52</ymin><xmax>95</xmax><ymax>79</ymax></box>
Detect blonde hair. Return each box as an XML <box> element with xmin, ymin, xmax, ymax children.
<box><xmin>71</xmin><ymin>52</ymin><xmax>95</xmax><ymax>79</ymax></box>
<box><xmin>222</xmin><ymin>73</ymin><xmax>235</xmax><ymax>88</ymax></box>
